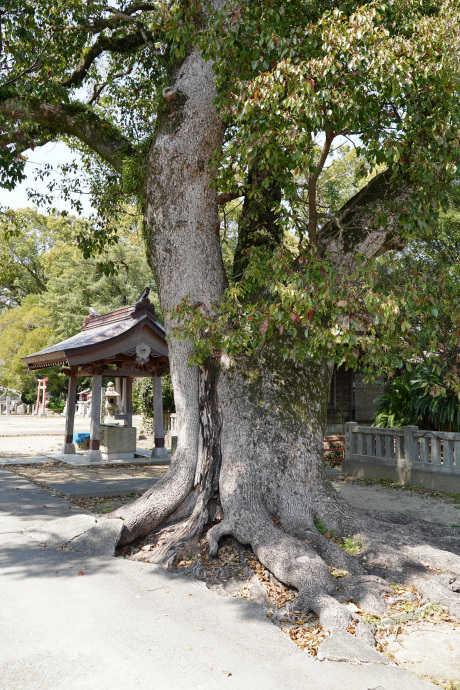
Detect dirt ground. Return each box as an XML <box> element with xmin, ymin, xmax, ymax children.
<box><xmin>332</xmin><ymin>475</ymin><xmax>460</xmax><ymax>527</ymax></box>
<box><xmin>2</xmin><ymin>461</ymin><xmax>166</xmax><ymax>512</ymax></box>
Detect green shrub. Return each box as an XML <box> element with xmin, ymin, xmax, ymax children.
<box><xmin>374</xmin><ymin>367</ymin><xmax>460</xmax><ymax>431</ymax></box>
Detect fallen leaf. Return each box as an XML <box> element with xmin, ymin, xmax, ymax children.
<box><xmin>222</xmin><ymin>670</ymin><xmax>232</xmax><ymax>677</ymax></box>
<box><xmin>78</xmin><ymin>571</ymin><xmax>85</xmax><ymax>576</ymax></box>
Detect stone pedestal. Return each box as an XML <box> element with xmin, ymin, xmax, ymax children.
<box><xmin>99</xmin><ymin>425</ymin><xmax>136</xmax><ymax>461</ymax></box>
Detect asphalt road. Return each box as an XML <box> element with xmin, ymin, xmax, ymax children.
<box><xmin>0</xmin><ymin>468</ymin><xmax>436</xmax><ymax>690</ymax></box>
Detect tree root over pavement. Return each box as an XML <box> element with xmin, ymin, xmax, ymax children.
<box><xmin>116</xmin><ymin>495</ymin><xmax>460</xmax><ymax>659</ymax></box>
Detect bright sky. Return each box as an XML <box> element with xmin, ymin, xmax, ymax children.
<box><xmin>1</xmin><ymin>141</ymin><xmax>93</xmax><ymax>216</ymax></box>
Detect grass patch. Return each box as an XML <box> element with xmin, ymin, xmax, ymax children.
<box><xmin>342</xmin><ymin>536</ymin><xmax>364</xmax><ymax>555</ymax></box>
<box><xmin>315</xmin><ymin>521</ymin><xmax>365</xmax><ymax>555</ymax></box>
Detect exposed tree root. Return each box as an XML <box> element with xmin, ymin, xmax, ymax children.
<box><xmin>203</xmin><ymin>493</ymin><xmax>460</xmax><ymax>632</ymax></box>
<box><xmin>112</xmin><ymin>448</ymin><xmax>198</xmax><ymax>545</ymax></box>
<box><xmin>114</xmin><ymin>463</ymin><xmax>460</xmax><ymax>643</ymax></box>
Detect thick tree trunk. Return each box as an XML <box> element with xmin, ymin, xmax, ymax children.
<box><xmin>113</xmin><ymin>45</ymin><xmax>460</xmax><ymax>634</ymax></box>
<box><xmin>233</xmin><ymin>166</ymin><xmax>283</xmax><ymax>278</ymax></box>
<box><xmin>114</xmin><ymin>47</ymin><xmax>227</xmax><ymax>543</ymax></box>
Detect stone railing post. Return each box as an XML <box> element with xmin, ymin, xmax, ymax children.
<box><xmin>345</xmin><ymin>422</ymin><xmax>358</xmax><ymax>460</ymax></box>
<box><xmin>403</xmin><ymin>426</ymin><xmax>418</xmax><ymax>468</ymax></box>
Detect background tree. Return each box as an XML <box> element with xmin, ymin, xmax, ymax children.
<box><xmin>0</xmin><ymin>293</ymin><xmax>54</xmax><ymax>393</ymax></box>
<box><xmin>0</xmin><ymin>207</ymin><xmax>76</xmax><ymax>308</ymax></box>
<box><xmin>374</xmin><ymin>207</ymin><xmax>460</xmax><ymax>430</ymax></box>
<box><xmin>0</xmin><ymin>207</ymin><xmax>157</xmax><ymax>399</ymax></box>
<box><xmin>2</xmin><ymin>0</ymin><xmax>460</xmax><ymax>635</ymax></box>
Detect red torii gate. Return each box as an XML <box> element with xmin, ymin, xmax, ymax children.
<box><xmin>35</xmin><ymin>377</ymin><xmax>48</xmax><ymax>416</ymax></box>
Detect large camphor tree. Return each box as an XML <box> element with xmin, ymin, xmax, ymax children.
<box><xmin>3</xmin><ymin>0</ymin><xmax>460</xmax><ymax>631</ymax></box>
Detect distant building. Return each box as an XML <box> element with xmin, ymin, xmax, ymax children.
<box><xmin>327</xmin><ymin>365</ymin><xmax>385</xmax><ymax>434</ymax></box>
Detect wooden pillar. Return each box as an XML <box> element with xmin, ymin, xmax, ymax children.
<box><xmin>120</xmin><ymin>378</ymin><xmax>126</xmax><ymax>414</ymax></box>
<box><xmin>61</xmin><ymin>372</ymin><xmax>77</xmax><ymax>454</ymax></box>
<box><xmin>124</xmin><ymin>377</ymin><xmax>133</xmax><ymax>427</ymax></box>
<box><xmin>115</xmin><ymin>377</ymin><xmax>122</xmax><ymax>413</ymax></box>
<box><xmin>152</xmin><ymin>373</ymin><xmax>168</xmax><ymax>458</ymax></box>
<box><xmin>87</xmin><ymin>374</ymin><xmax>103</xmax><ymax>462</ymax></box>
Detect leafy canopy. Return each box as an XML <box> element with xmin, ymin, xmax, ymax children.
<box><xmin>1</xmin><ymin>1</ymin><xmax>459</xmax><ymax>232</ymax></box>
<box><xmin>1</xmin><ymin>0</ymin><xmax>460</xmax><ymax>385</ymax></box>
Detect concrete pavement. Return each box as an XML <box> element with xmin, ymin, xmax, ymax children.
<box><xmin>0</xmin><ymin>468</ymin><xmax>437</xmax><ymax>690</ymax></box>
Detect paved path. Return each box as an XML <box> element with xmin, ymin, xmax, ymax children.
<box><xmin>0</xmin><ymin>468</ymin><xmax>436</xmax><ymax>690</ymax></box>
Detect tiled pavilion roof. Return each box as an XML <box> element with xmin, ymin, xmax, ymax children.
<box><xmin>22</xmin><ymin>295</ymin><xmax>167</xmax><ymax>371</ymax></box>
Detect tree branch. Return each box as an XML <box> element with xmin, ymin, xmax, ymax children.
<box><xmin>88</xmin><ymin>66</ymin><xmax>134</xmax><ymax>105</ymax></box>
<box><xmin>0</xmin><ymin>99</ymin><xmax>137</xmax><ymax>171</ymax></box>
<box><xmin>308</xmin><ymin>129</ymin><xmax>334</xmax><ymax>247</ymax></box>
<box><xmin>216</xmin><ymin>191</ymin><xmax>241</xmax><ymax>205</ymax></box>
<box><xmin>9</xmin><ymin>250</ymin><xmax>46</xmax><ymax>291</ymax></box>
<box><xmin>319</xmin><ymin>168</ymin><xmax>410</xmax><ymax>260</ymax></box>
<box><xmin>65</xmin><ymin>3</ymin><xmax>158</xmax><ymax>34</ymax></box>
<box><xmin>61</xmin><ymin>32</ymin><xmax>148</xmax><ymax>88</ymax></box>
<box><xmin>1</xmin><ymin>58</ymin><xmax>43</xmax><ymax>88</ymax></box>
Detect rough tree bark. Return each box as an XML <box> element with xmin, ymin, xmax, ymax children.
<box><xmin>111</xmin><ymin>46</ymin><xmax>460</xmax><ymax>633</ymax></box>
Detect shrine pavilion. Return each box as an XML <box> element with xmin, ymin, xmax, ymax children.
<box><xmin>22</xmin><ymin>291</ymin><xmax>169</xmax><ymax>462</ymax></box>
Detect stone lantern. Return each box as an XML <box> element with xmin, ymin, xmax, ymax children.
<box><xmin>104</xmin><ymin>382</ymin><xmax>120</xmax><ymax>423</ymax></box>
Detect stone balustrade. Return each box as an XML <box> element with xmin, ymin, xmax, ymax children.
<box><xmin>344</xmin><ymin>422</ymin><xmax>460</xmax><ymax>492</ymax></box>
